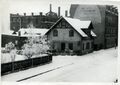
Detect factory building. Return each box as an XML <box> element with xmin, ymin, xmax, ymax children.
<box><xmin>10</xmin><ymin>4</ymin><xmax>62</xmax><ymax>31</ymax></box>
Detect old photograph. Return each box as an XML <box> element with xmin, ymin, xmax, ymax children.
<box><xmin>1</xmin><ymin>0</ymin><xmax>119</xmax><ymax>83</ymax></box>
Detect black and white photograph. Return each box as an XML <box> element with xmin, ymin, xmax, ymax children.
<box><xmin>0</xmin><ymin>0</ymin><xmax>119</xmax><ymax>84</ymax></box>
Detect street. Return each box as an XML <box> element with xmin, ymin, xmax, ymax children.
<box><xmin>2</xmin><ymin>48</ymin><xmax>118</xmax><ymax>82</ymax></box>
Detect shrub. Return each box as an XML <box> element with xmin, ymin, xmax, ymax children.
<box><xmin>22</xmin><ymin>36</ymin><xmax>50</xmax><ymax>59</ymax></box>
<box><xmin>5</xmin><ymin>42</ymin><xmax>15</xmax><ymax>53</ymax></box>
<box><xmin>1</xmin><ymin>42</ymin><xmax>17</xmax><ymax>65</ymax></box>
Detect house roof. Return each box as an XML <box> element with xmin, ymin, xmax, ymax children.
<box><xmin>19</xmin><ymin>28</ymin><xmax>49</xmax><ymax>36</ymax></box>
<box><xmin>91</xmin><ymin>30</ymin><xmax>97</xmax><ymax>37</ymax></box>
<box><xmin>64</xmin><ymin>17</ymin><xmax>92</xmax><ymax>37</ymax></box>
<box><xmin>2</xmin><ymin>30</ymin><xmax>19</xmax><ymax>36</ymax></box>
<box><xmin>45</xmin><ymin>17</ymin><xmax>96</xmax><ymax>37</ymax></box>
<box><xmin>64</xmin><ymin>17</ymin><xmax>91</xmax><ymax>29</ymax></box>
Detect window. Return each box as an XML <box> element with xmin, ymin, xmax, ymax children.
<box><xmin>69</xmin><ymin>43</ymin><xmax>73</xmax><ymax>50</ymax></box>
<box><xmin>13</xmin><ymin>18</ymin><xmax>16</xmax><ymax>22</ymax></box>
<box><xmin>53</xmin><ymin>30</ymin><xmax>58</xmax><ymax>37</ymax></box>
<box><xmin>86</xmin><ymin>42</ymin><xmax>90</xmax><ymax>49</ymax></box>
<box><xmin>36</xmin><ymin>19</ymin><xmax>38</xmax><ymax>24</ymax></box>
<box><xmin>69</xmin><ymin>30</ymin><xmax>74</xmax><ymax>37</ymax></box>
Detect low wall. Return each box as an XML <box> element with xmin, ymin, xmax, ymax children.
<box><xmin>1</xmin><ymin>55</ymin><xmax>52</xmax><ymax>75</ymax></box>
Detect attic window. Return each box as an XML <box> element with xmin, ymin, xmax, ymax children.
<box><xmin>69</xmin><ymin>30</ymin><xmax>74</xmax><ymax>37</ymax></box>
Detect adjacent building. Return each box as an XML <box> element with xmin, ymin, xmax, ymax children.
<box><xmin>70</xmin><ymin>4</ymin><xmax>118</xmax><ymax>49</ymax></box>
<box><xmin>10</xmin><ymin>4</ymin><xmax>60</xmax><ymax>32</ymax></box>
<box><xmin>45</xmin><ymin>17</ymin><xmax>96</xmax><ymax>55</ymax></box>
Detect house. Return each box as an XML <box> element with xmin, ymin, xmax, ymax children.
<box><xmin>70</xmin><ymin>4</ymin><xmax>118</xmax><ymax>50</ymax></box>
<box><xmin>45</xmin><ymin>17</ymin><xmax>96</xmax><ymax>55</ymax></box>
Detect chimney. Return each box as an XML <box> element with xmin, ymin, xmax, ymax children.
<box><xmin>31</xmin><ymin>12</ymin><xmax>34</xmax><ymax>16</ymax></box>
<box><xmin>58</xmin><ymin>7</ymin><xmax>60</xmax><ymax>17</ymax></box>
<box><xmin>40</xmin><ymin>12</ymin><xmax>43</xmax><ymax>16</ymax></box>
<box><xmin>50</xmin><ymin>4</ymin><xmax>52</xmax><ymax>12</ymax></box>
<box><xmin>24</xmin><ymin>13</ymin><xmax>26</xmax><ymax>16</ymax></box>
<box><xmin>65</xmin><ymin>10</ymin><xmax>68</xmax><ymax>17</ymax></box>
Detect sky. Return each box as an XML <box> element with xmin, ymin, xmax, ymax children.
<box><xmin>3</xmin><ymin>0</ymin><xmax>72</xmax><ymax>16</ymax></box>
<box><xmin>2</xmin><ymin>0</ymin><xmax>120</xmax><ymax>16</ymax></box>
<box><xmin>0</xmin><ymin>0</ymin><xmax>120</xmax><ymax>33</ymax></box>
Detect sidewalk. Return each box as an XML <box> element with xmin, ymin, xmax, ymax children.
<box><xmin>2</xmin><ymin>55</ymin><xmax>77</xmax><ymax>81</ymax></box>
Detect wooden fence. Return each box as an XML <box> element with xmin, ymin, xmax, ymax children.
<box><xmin>1</xmin><ymin>55</ymin><xmax>52</xmax><ymax>75</ymax></box>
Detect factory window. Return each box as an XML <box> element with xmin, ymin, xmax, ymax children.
<box><xmin>69</xmin><ymin>30</ymin><xmax>74</xmax><ymax>37</ymax></box>
<box><xmin>36</xmin><ymin>19</ymin><xmax>38</xmax><ymax>24</ymax></box>
<box><xmin>13</xmin><ymin>18</ymin><xmax>16</xmax><ymax>22</ymax></box>
<box><xmin>17</xmin><ymin>18</ymin><xmax>21</xmax><ymax>22</ymax></box>
<box><xmin>53</xmin><ymin>30</ymin><xmax>58</xmax><ymax>37</ymax></box>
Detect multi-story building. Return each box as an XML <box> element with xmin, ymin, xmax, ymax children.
<box><xmin>10</xmin><ymin>4</ymin><xmax>61</xmax><ymax>31</ymax></box>
<box><xmin>70</xmin><ymin>4</ymin><xmax>118</xmax><ymax>49</ymax></box>
<box><xmin>45</xmin><ymin>17</ymin><xmax>96</xmax><ymax>55</ymax></box>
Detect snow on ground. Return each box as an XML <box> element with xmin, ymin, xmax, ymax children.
<box><xmin>1</xmin><ymin>48</ymin><xmax>118</xmax><ymax>82</ymax></box>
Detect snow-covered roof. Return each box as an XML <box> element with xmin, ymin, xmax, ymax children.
<box><xmin>64</xmin><ymin>17</ymin><xmax>91</xmax><ymax>28</ymax></box>
<box><xmin>91</xmin><ymin>30</ymin><xmax>97</xmax><ymax>37</ymax></box>
<box><xmin>1</xmin><ymin>30</ymin><xmax>18</xmax><ymax>36</ymax></box>
<box><xmin>19</xmin><ymin>28</ymin><xmax>49</xmax><ymax>36</ymax></box>
<box><xmin>46</xmin><ymin>17</ymin><xmax>96</xmax><ymax>37</ymax></box>
<box><xmin>64</xmin><ymin>17</ymin><xmax>92</xmax><ymax>37</ymax></box>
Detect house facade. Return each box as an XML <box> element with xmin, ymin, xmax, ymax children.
<box><xmin>45</xmin><ymin>17</ymin><xmax>96</xmax><ymax>55</ymax></box>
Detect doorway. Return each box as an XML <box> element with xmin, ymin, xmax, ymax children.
<box><xmin>61</xmin><ymin>42</ymin><xmax>65</xmax><ymax>51</ymax></box>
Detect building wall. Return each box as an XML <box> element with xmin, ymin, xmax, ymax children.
<box><xmin>47</xmin><ymin>19</ymin><xmax>82</xmax><ymax>52</ymax></box>
<box><xmin>10</xmin><ymin>13</ymin><xmax>59</xmax><ymax>31</ymax></box>
<box><xmin>104</xmin><ymin>6</ymin><xmax>118</xmax><ymax>48</ymax></box>
<box><xmin>70</xmin><ymin>4</ymin><xmax>118</xmax><ymax>50</ymax></box>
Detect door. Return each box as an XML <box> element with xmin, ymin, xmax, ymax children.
<box><xmin>61</xmin><ymin>42</ymin><xmax>65</xmax><ymax>51</ymax></box>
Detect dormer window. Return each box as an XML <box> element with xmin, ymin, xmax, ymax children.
<box><xmin>53</xmin><ymin>30</ymin><xmax>58</xmax><ymax>37</ymax></box>
<box><xmin>69</xmin><ymin>30</ymin><xmax>74</xmax><ymax>37</ymax></box>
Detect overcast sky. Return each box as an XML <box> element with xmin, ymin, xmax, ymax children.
<box><xmin>1</xmin><ymin>0</ymin><xmax>119</xmax><ymax>16</ymax></box>
<box><xmin>1</xmin><ymin>0</ymin><xmax>119</xmax><ymax>33</ymax></box>
<box><xmin>4</xmin><ymin>0</ymin><xmax>73</xmax><ymax>16</ymax></box>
